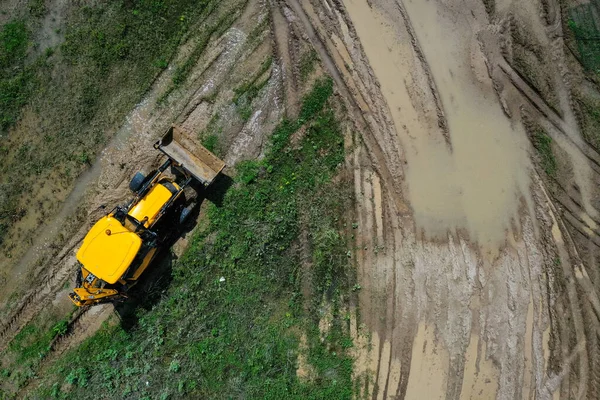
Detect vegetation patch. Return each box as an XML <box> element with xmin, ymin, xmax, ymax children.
<box><xmin>0</xmin><ymin>314</ymin><xmax>70</xmax><ymax>393</ymax></box>
<box><xmin>232</xmin><ymin>56</ymin><xmax>272</xmax><ymax>121</ymax></box>
<box><xmin>568</xmin><ymin>3</ymin><xmax>600</xmax><ymax>73</ymax></box>
<box><xmin>481</xmin><ymin>0</ymin><xmax>495</xmax><ymax>17</ymax></box>
<box><xmin>532</xmin><ymin>129</ymin><xmax>557</xmax><ymax>177</ymax></box>
<box><xmin>511</xmin><ymin>20</ymin><xmax>560</xmax><ymax>114</ymax></box>
<box><xmin>0</xmin><ymin>20</ymin><xmax>36</xmax><ymax>130</ymax></box>
<box><xmin>300</xmin><ymin>50</ymin><xmax>319</xmax><ymax>82</ymax></box>
<box><xmin>573</xmin><ymin>90</ymin><xmax>600</xmax><ymax>151</ymax></box>
<box><xmin>31</xmin><ymin>79</ymin><xmax>354</xmax><ymax>399</ymax></box>
<box><xmin>160</xmin><ymin>0</ymin><xmax>248</xmax><ymax>103</ymax></box>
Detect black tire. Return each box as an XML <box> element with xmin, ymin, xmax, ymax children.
<box><xmin>179</xmin><ymin>205</ymin><xmax>193</xmax><ymax>225</ymax></box>
<box><xmin>75</xmin><ymin>269</ymin><xmax>83</xmax><ymax>287</ymax></box>
<box><xmin>129</xmin><ymin>172</ymin><xmax>146</xmax><ymax>192</ymax></box>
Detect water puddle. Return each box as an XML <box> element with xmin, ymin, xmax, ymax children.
<box><xmin>343</xmin><ymin>0</ymin><xmax>532</xmax><ymax>251</ymax></box>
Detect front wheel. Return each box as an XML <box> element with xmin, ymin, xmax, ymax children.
<box><xmin>75</xmin><ymin>269</ymin><xmax>83</xmax><ymax>287</ymax></box>
<box><xmin>129</xmin><ymin>172</ymin><xmax>146</xmax><ymax>192</ymax></box>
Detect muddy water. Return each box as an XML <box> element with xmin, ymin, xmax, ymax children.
<box><xmin>343</xmin><ymin>0</ymin><xmax>532</xmax><ymax>250</ymax></box>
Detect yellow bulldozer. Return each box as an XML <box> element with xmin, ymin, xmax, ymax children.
<box><xmin>69</xmin><ymin>126</ymin><xmax>225</xmax><ymax>307</ymax></box>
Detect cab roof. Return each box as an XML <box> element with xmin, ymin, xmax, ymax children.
<box><xmin>76</xmin><ymin>216</ymin><xmax>141</xmax><ymax>284</ymax></box>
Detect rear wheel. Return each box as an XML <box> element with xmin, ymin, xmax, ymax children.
<box><xmin>179</xmin><ymin>205</ymin><xmax>194</xmax><ymax>225</ymax></box>
<box><xmin>129</xmin><ymin>172</ymin><xmax>146</xmax><ymax>192</ymax></box>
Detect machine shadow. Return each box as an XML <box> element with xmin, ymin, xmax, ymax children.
<box><xmin>114</xmin><ymin>173</ymin><xmax>233</xmax><ymax>331</ymax></box>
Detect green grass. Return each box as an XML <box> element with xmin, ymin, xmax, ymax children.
<box><xmin>0</xmin><ymin>315</ymin><xmax>71</xmax><ymax>392</ymax></box>
<box><xmin>532</xmin><ymin>129</ymin><xmax>557</xmax><ymax>177</ymax></box>
<box><xmin>233</xmin><ymin>56</ymin><xmax>272</xmax><ymax>121</ymax></box>
<box><xmin>198</xmin><ymin>113</ymin><xmax>223</xmax><ymax>157</ymax></box>
<box><xmin>510</xmin><ymin>20</ymin><xmax>560</xmax><ymax>114</ymax></box>
<box><xmin>32</xmin><ymin>78</ymin><xmax>354</xmax><ymax>399</ymax></box>
<box><xmin>201</xmin><ymin>133</ymin><xmax>219</xmax><ymax>154</ymax></box>
<box><xmin>159</xmin><ymin>0</ymin><xmax>247</xmax><ymax>103</ymax></box>
<box><xmin>299</xmin><ymin>50</ymin><xmax>318</xmax><ymax>82</ymax></box>
<box><xmin>573</xmin><ymin>90</ymin><xmax>600</xmax><ymax>151</ymax></box>
<box><xmin>568</xmin><ymin>3</ymin><xmax>600</xmax><ymax>73</ymax></box>
<box><xmin>0</xmin><ymin>20</ymin><xmax>36</xmax><ymax>130</ymax></box>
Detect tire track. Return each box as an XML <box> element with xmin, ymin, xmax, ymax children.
<box><xmin>283</xmin><ymin>0</ymin><xmax>411</xmax><ymax>218</ymax></box>
<box><xmin>499</xmin><ymin>60</ymin><xmax>600</xmax><ymax>176</ymax></box>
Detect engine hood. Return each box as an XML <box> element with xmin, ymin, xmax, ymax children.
<box><xmin>76</xmin><ymin>216</ymin><xmax>141</xmax><ymax>284</ymax></box>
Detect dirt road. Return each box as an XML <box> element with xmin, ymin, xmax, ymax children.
<box><xmin>3</xmin><ymin>0</ymin><xmax>600</xmax><ymax>398</ymax></box>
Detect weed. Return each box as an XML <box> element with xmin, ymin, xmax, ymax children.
<box><xmin>65</xmin><ymin>367</ymin><xmax>89</xmax><ymax>387</ymax></box>
<box><xmin>0</xmin><ymin>20</ymin><xmax>36</xmax><ymax>130</ymax></box>
<box><xmin>481</xmin><ymin>0</ymin><xmax>495</xmax><ymax>16</ymax></box>
<box><xmin>573</xmin><ymin>90</ymin><xmax>600</xmax><ymax>151</ymax></box>
<box><xmin>201</xmin><ymin>134</ymin><xmax>219</xmax><ymax>154</ymax></box>
<box><xmin>168</xmin><ymin>1</ymin><xmax>245</xmax><ymax>94</ymax></box>
<box><xmin>230</xmin><ymin>56</ymin><xmax>272</xmax><ymax>120</ymax></box>
<box><xmin>299</xmin><ymin>50</ymin><xmax>318</xmax><ymax>82</ymax></box>
<box><xmin>168</xmin><ymin>359</ymin><xmax>181</xmax><ymax>373</ymax></box>
<box><xmin>28</xmin><ymin>0</ymin><xmax>46</xmax><ymax>19</ymax></box>
<box><xmin>532</xmin><ymin>129</ymin><xmax>557</xmax><ymax>177</ymax></box>
<box><xmin>0</xmin><ymin>20</ymin><xmax>28</xmax><ymax>68</ymax></box>
<box><xmin>568</xmin><ymin>5</ymin><xmax>600</xmax><ymax>73</ymax></box>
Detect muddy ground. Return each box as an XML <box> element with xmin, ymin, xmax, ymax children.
<box><xmin>3</xmin><ymin>0</ymin><xmax>600</xmax><ymax>398</ymax></box>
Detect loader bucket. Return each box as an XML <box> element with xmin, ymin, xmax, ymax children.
<box><xmin>154</xmin><ymin>126</ymin><xmax>225</xmax><ymax>186</ymax></box>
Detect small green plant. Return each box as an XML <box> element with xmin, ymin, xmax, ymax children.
<box><xmin>568</xmin><ymin>6</ymin><xmax>600</xmax><ymax>72</ymax></box>
<box><xmin>168</xmin><ymin>359</ymin><xmax>181</xmax><ymax>373</ymax></box>
<box><xmin>232</xmin><ymin>56</ymin><xmax>272</xmax><ymax>120</ymax></box>
<box><xmin>299</xmin><ymin>50</ymin><xmax>318</xmax><ymax>81</ymax></box>
<box><xmin>153</xmin><ymin>58</ymin><xmax>169</xmax><ymax>69</ymax></box>
<box><xmin>65</xmin><ymin>367</ymin><xmax>89</xmax><ymax>387</ymax></box>
<box><xmin>532</xmin><ymin>129</ymin><xmax>556</xmax><ymax>177</ymax></box>
<box><xmin>201</xmin><ymin>134</ymin><xmax>219</xmax><ymax>154</ymax></box>
<box><xmin>52</xmin><ymin>320</ymin><xmax>68</xmax><ymax>337</ymax></box>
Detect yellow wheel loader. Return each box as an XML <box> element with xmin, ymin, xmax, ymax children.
<box><xmin>69</xmin><ymin>126</ymin><xmax>225</xmax><ymax>307</ymax></box>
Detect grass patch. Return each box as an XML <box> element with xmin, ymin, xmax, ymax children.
<box><xmin>574</xmin><ymin>90</ymin><xmax>600</xmax><ymax>150</ymax></box>
<box><xmin>511</xmin><ymin>20</ymin><xmax>560</xmax><ymax>114</ymax></box>
<box><xmin>159</xmin><ymin>0</ymin><xmax>247</xmax><ymax>103</ymax></box>
<box><xmin>532</xmin><ymin>129</ymin><xmax>557</xmax><ymax>176</ymax></box>
<box><xmin>33</xmin><ymin>78</ymin><xmax>354</xmax><ymax>399</ymax></box>
<box><xmin>0</xmin><ymin>315</ymin><xmax>71</xmax><ymax>391</ymax></box>
<box><xmin>201</xmin><ymin>133</ymin><xmax>219</xmax><ymax>154</ymax></box>
<box><xmin>233</xmin><ymin>56</ymin><xmax>272</xmax><ymax>121</ymax></box>
<box><xmin>0</xmin><ymin>20</ymin><xmax>36</xmax><ymax>130</ymax></box>
<box><xmin>481</xmin><ymin>0</ymin><xmax>495</xmax><ymax>17</ymax></box>
<box><xmin>299</xmin><ymin>50</ymin><xmax>318</xmax><ymax>82</ymax></box>
<box><xmin>198</xmin><ymin>113</ymin><xmax>223</xmax><ymax>157</ymax></box>
<box><xmin>568</xmin><ymin>3</ymin><xmax>600</xmax><ymax>73</ymax></box>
